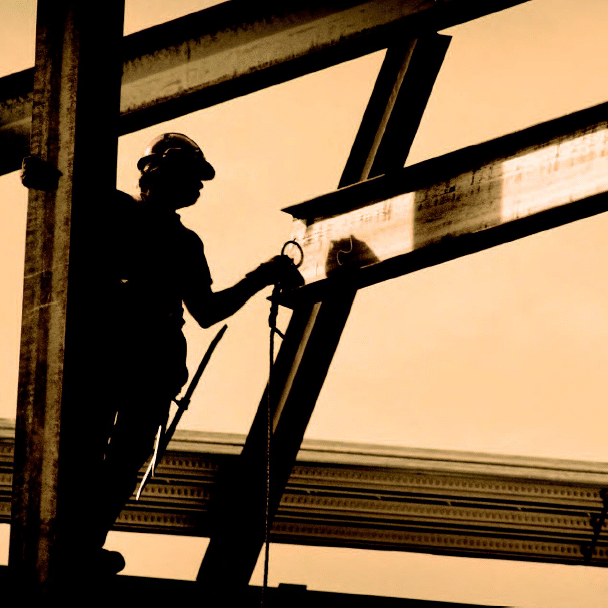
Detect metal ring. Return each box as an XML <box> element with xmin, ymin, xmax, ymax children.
<box><xmin>281</xmin><ymin>240</ymin><xmax>304</xmax><ymax>268</ymax></box>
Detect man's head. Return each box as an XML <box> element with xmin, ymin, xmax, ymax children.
<box><xmin>137</xmin><ymin>133</ymin><xmax>215</xmax><ymax>209</ymax></box>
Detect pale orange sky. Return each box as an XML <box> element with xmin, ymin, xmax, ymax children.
<box><xmin>3</xmin><ymin>1</ymin><xmax>608</xmax><ymax>605</ymax></box>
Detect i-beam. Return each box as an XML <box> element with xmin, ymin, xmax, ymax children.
<box><xmin>0</xmin><ymin>0</ymin><xmax>530</xmax><ymax>175</ymax></box>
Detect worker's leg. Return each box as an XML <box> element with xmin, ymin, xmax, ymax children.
<box><xmin>87</xmin><ymin>325</ymin><xmax>188</xmax><ymax>563</ymax></box>
<box><xmin>89</xmin><ymin>390</ymin><xmax>171</xmax><ymax>551</ymax></box>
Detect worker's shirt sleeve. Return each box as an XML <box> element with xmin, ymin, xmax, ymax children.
<box><xmin>183</xmin><ymin>228</ymin><xmax>213</xmax><ymax>288</ymax></box>
<box><xmin>181</xmin><ymin>227</ymin><xmax>215</xmax><ymax>327</ymax></box>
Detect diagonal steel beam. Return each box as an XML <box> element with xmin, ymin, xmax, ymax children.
<box><xmin>339</xmin><ymin>34</ymin><xmax>451</xmax><ymax>186</ymax></box>
<box><xmin>197</xmin><ymin>296</ymin><xmax>357</xmax><ymax>598</ymax></box>
<box><xmin>0</xmin><ymin>0</ymin><xmax>529</xmax><ymax>175</ymax></box>
<box><xmin>196</xmin><ymin>33</ymin><xmax>451</xmax><ymax>598</ymax></box>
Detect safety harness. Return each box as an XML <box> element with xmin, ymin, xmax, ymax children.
<box><xmin>262</xmin><ymin>241</ymin><xmax>303</xmax><ymax>603</ymax></box>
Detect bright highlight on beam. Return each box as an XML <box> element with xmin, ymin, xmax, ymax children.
<box><xmin>290</xmin><ymin>194</ymin><xmax>416</xmax><ymax>284</ymax></box>
<box><xmin>288</xmin><ymin>119</ymin><xmax>608</xmax><ymax>286</ymax></box>
<box><xmin>500</xmin><ymin>127</ymin><xmax>608</xmax><ymax>222</ymax></box>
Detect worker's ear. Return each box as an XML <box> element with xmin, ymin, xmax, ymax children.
<box><xmin>21</xmin><ymin>155</ymin><xmax>63</xmax><ymax>192</ymax></box>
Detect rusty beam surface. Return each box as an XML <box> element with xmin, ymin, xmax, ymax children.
<box><xmin>284</xmin><ymin>100</ymin><xmax>608</xmax><ymax>297</ymax></box>
<box><xmin>0</xmin><ymin>0</ymin><xmax>530</xmax><ymax>175</ymax></box>
<box><xmin>3</xmin><ymin>420</ymin><xmax>608</xmax><ymax>567</ymax></box>
<box><xmin>8</xmin><ymin>0</ymin><xmax>124</xmax><ymax>595</ymax></box>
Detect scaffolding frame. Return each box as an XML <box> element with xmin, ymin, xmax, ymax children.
<box><xmin>9</xmin><ymin>0</ymin><xmax>608</xmax><ymax>599</ymax></box>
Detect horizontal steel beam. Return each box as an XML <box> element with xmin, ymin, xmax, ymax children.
<box><xmin>283</xmin><ymin>100</ymin><xmax>608</xmax><ymax>297</ymax></box>
<box><xmin>3</xmin><ymin>419</ymin><xmax>608</xmax><ymax>566</ymax></box>
<box><xmin>0</xmin><ymin>0</ymin><xmax>529</xmax><ymax>175</ymax></box>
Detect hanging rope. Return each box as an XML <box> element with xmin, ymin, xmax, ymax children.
<box><xmin>262</xmin><ymin>241</ymin><xmax>303</xmax><ymax>606</ymax></box>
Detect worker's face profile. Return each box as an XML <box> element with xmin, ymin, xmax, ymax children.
<box><xmin>143</xmin><ymin>162</ymin><xmax>205</xmax><ymax>209</ymax></box>
<box><xmin>172</xmin><ymin>174</ymin><xmax>204</xmax><ymax>209</ymax></box>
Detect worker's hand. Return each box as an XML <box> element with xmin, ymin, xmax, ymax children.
<box><xmin>247</xmin><ymin>255</ymin><xmax>305</xmax><ymax>290</ymax></box>
<box><xmin>20</xmin><ymin>155</ymin><xmax>63</xmax><ymax>191</ymax></box>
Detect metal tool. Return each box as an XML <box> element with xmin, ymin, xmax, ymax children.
<box><xmin>136</xmin><ymin>323</ymin><xmax>228</xmax><ymax>500</ymax></box>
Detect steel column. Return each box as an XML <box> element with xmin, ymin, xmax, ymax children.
<box><xmin>9</xmin><ymin>0</ymin><xmax>124</xmax><ymax>596</ymax></box>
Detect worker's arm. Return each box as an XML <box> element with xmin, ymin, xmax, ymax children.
<box><xmin>184</xmin><ymin>255</ymin><xmax>302</xmax><ymax>329</ymax></box>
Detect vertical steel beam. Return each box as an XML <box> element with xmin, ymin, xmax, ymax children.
<box><xmin>197</xmin><ymin>33</ymin><xmax>451</xmax><ymax>598</ymax></box>
<box><xmin>9</xmin><ymin>0</ymin><xmax>124</xmax><ymax>596</ymax></box>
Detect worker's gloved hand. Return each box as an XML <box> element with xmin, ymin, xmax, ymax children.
<box><xmin>20</xmin><ymin>155</ymin><xmax>63</xmax><ymax>191</ymax></box>
<box><xmin>247</xmin><ymin>255</ymin><xmax>305</xmax><ymax>290</ymax></box>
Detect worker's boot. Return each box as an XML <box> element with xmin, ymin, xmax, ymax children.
<box><xmin>98</xmin><ymin>548</ymin><xmax>126</xmax><ymax>575</ymax></box>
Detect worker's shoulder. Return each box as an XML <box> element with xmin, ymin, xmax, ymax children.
<box><xmin>113</xmin><ymin>189</ymin><xmax>138</xmax><ymax>208</ymax></box>
<box><xmin>105</xmin><ymin>189</ymin><xmax>138</xmax><ymax>216</ymax></box>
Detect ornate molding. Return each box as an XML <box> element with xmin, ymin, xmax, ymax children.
<box><xmin>1</xmin><ymin>419</ymin><xmax>607</xmax><ymax>566</ymax></box>
<box><xmin>271</xmin><ymin>521</ymin><xmax>608</xmax><ymax>564</ymax></box>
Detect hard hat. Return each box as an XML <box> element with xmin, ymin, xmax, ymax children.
<box><xmin>137</xmin><ymin>133</ymin><xmax>215</xmax><ymax>180</ymax></box>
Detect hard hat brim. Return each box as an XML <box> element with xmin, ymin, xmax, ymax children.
<box><xmin>137</xmin><ymin>154</ymin><xmax>216</xmax><ymax>180</ymax></box>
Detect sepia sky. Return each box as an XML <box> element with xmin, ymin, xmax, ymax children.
<box><xmin>3</xmin><ymin>0</ymin><xmax>608</xmax><ymax>605</ymax></box>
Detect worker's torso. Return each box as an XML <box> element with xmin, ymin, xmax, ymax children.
<box><xmin>105</xmin><ymin>192</ymin><xmax>210</xmax><ymax>394</ymax></box>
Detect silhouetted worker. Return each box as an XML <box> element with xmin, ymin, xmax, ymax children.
<box><xmin>21</xmin><ymin>133</ymin><xmax>302</xmax><ymax>577</ymax></box>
